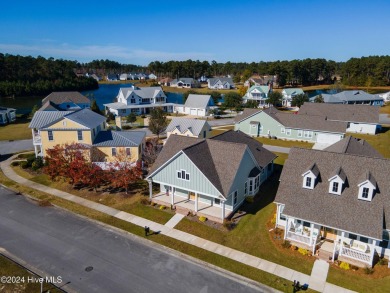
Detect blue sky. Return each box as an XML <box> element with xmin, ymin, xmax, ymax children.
<box><xmin>1</xmin><ymin>0</ymin><xmax>389</xmax><ymax>65</ymax></box>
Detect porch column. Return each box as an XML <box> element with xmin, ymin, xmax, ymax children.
<box><xmin>195</xmin><ymin>193</ymin><xmax>198</xmax><ymax>212</ymax></box>
<box><xmin>148</xmin><ymin>180</ymin><xmax>153</xmax><ymax>200</ymax></box>
<box><xmin>311</xmin><ymin>223</ymin><xmax>316</xmax><ymax>255</ymax></box>
<box><xmin>284</xmin><ymin>217</ymin><xmax>288</xmax><ymax>240</ymax></box>
<box><xmin>171</xmin><ymin>187</ymin><xmax>175</xmax><ymax>205</ymax></box>
<box><xmin>339</xmin><ymin>231</ymin><xmax>345</xmax><ymax>258</ymax></box>
<box><xmin>221</xmin><ymin>200</ymin><xmax>226</xmax><ymax>220</ymax></box>
<box><xmin>275</xmin><ymin>204</ymin><xmax>280</xmax><ymax>228</ymax></box>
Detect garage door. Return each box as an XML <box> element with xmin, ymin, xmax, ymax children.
<box><xmin>317</xmin><ymin>133</ymin><xmax>342</xmax><ymax>144</ymax></box>
<box><xmin>190</xmin><ymin>108</ymin><xmax>198</xmax><ymax>115</ymax></box>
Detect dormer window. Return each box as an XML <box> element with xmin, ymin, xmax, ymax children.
<box><xmin>302</xmin><ymin>163</ymin><xmax>319</xmax><ymax>190</ymax></box>
<box><xmin>328</xmin><ymin>167</ymin><xmax>346</xmax><ymax>195</ymax></box>
<box><xmin>357</xmin><ymin>171</ymin><xmax>376</xmax><ymax>201</ymax></box>
<box><xmin>305</xmin><ymin>177</ymin><xmax>312</xmax><ymax>188</ymax></box>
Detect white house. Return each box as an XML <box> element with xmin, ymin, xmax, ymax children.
<box><xmin>166</xmin><ymin>118</ymin><xmax>211</xmax><ymax>139</ymax></box>
<box><xmin>274</xmin><ymin>142</ymin><xmax>389</xmax><ymax>267</ymax></box>
<box><xmin>208</xmin><ymin>77</ymin><xmax>235</xmax><ymax>89</ymax></box>
<box><xmin>148</xmin><ymin>73</ymin><xmax>157</xmax><ymax>80</ymax></box>
<box><xmin>175</xmin><ymin>94</ymin><xmax>215</xmax><ymax>117</ymax></box>
<box><xmin>243</xmin><ymin>85</ymin><xmax>271</xmax><ymax>107</ymax></box>
<box><xmin>298</xmin><ymin>102</ymin><xmax>380</xmax><ymax>135</ymax></box>
<box><xmin>379</xmin><ymin>91</ymin><xmax>390</xmax><ymax>102</ymax></box>
<box><xmin>104</xmin><ymin>86</ymin><xmax>175</xmax><ymax>116</ymax></box>
<box><xmin>171</xmin><ymin>78</ymin><xmax>199</xmax><ymax>88</ymax></box>
<box><xmin>281</xmin><ymin>88</ymin><xmax>304</xmax><ymax>107</ymax></box>
<box><xmin>119</xmin><ymin>73</ymin><xmax>128</xmax><ymax>81</ymax></box>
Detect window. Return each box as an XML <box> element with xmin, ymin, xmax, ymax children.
<box><xmin>249</xmin><ymin>180</ymin><xmax>253</xmax><ymax>192</ymax></box>
<box><xmin>244</xmin><ymin>182</ymin><xmax>247</xmax><ymax>195</ymax></box>
<box><xmin>121</xmin><ymin>109</ymin><xmax>126</xmax><ymax>114</ymax></box>
<box><xmin>304</xmin><ymin>131</ymin><xmax>313</xmax><ymax>138</ymax></box>
<box><xmin>298</xmin><ymin>130</ymin><xmax>303</xmax><ymax>137</ymax></box>
<box><xmin>48</xmin><ymin>130</ymin><xmax>53</xmax><ymax>141</ymax></box>
<box><xmin>77</xmin><ymin>130</ymin><xmax>83</xmax><ymax>141</ymax></box>
<box><xmin>332</xmin><ymin>182</ymin><xmax>339</xmax><ymax>193</ymax></box>
<box><xmin>360</xmin><ymin>236</ymin><xmax>368</xmax><ymax>243</ymax></box>
<box><xmin>349</xmin><ymin>233</ymin><xmax>357</xmax><ymax>240</ymax></box>
<box><xmin>233</xmin><ymin>191</ymin><xmax>238</xmax><ymax>205</ymax></box>
<box><xmin>177</xmin><ymin>170</ymin><xmax>190</xmax><ymax>181</ymax></box>
<box><xmin>214</xmin><ymin>198</ymin><xmax>220</xmax><ymax>205</ymax></box>
<box><xmin>203</xmin><ymin>130</ymin><xmax>206</xmax><ymax>138</ymax></box>
<box><xmin>131</xmin><ymin>98</ymin><xmax>136</xmax><ymax>103</ymax></box>
<box><xmin>281</xmin><ymin>127</ymin><xmax>285</xmax><ymax>133</ymax></box>
<box><xmin>305</xmin><ymin>177</ymin><xmax>312</xmax><ymax>187</ymax></box>
<box><xmin>126</xmin><ymin>148</ymin><xmax>131</xmax><ymax>156</ymax></box>
<box><xmin>286</xmin><ymin>128</ymin><xmax>291</xmax><ymax>136</ymax></box>
<box><xmin>112</xmin><ymin>148</ymin><xmax>117</xmax><ymax>156</ymax></box>
<box><xmin>362</xmin><ymin>187</ymin><xmax>369</xmax><ymax>198</ymax></box>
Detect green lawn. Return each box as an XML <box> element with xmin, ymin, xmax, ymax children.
<box><xmin>350</xmin><ymin>126</ymin><xmax>390</xmax><ymax>158</ymax></box>
<box><xmin>0</xmin><ymin>118</ymin><xmax>31</xmax><ymax>141</ymax></box>
<box><xmin>0</xmin><ymin>254</ymin><xmax>61</xmax><ymax>292</ymax></box>
<box><xmin>12</xmin><ymin>166</ymin><xmax>174</xmax><ymax>225</ymax></box>
<box><xmin>255</xmin><ymin>137</ymin><xmax>314</xmax><ymax>149</ymax></box>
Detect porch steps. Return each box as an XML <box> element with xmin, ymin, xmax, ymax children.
<box><xmin>174</xmin><ymin>205</ymin><xmax>190</xmax><ymax>216</ymax></box>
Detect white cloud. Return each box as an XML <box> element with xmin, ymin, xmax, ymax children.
<box><xmin>0</xmin><ymin>43</ymin><xmax>214</xmax><ymax>65</ymax></box>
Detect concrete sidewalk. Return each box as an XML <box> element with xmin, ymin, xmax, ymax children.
<box><xmin>0</xmin><ymin>156</ymin><xmax>355</xmax><ymax>293</ymax></box>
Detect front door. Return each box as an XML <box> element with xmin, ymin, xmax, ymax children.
<box><xmin>189</xmin><ymin>192</ymin><xmax>196</xmax><ymax>201</ymax></box>
<box><xmin>323</xmin><ymin>227</ymin><xmax>337</xmax><ymax>241</ymax></box>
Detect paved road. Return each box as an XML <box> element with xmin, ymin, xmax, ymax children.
<box><xmin>0</xmin><ymin>187</ymin><xmax>273</xmax><ymax>293</ymax></box>
<box><xmin>0</xmin><ymin>139</ymin><xmax>33</xmax><ymax>155</ymax></box>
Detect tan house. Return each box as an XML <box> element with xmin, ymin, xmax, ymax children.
<box><xmin>29</xmin><ymin>109</ymin><xmax>146</xmax><ymax>164</ymax></box>
<box><xmin>166</xmin><ymin>118</ymin><xmax>211</xmax><ymax>139</ymax></box>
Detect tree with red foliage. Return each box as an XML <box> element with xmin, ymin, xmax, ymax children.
<box><xmin>108</xmin><ymin>148</ymin><xmax>142</xmax><ymax>194</ymax></box>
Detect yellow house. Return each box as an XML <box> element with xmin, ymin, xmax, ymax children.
<box><xmin>29</xmin><ymin>109</ymin><xmax>146</xmax><ymax>164</ymax></box>
<box><xmin>166</xmin><ymin>117</ymin><xmax>211</xmax><ymax>139</ymax></box>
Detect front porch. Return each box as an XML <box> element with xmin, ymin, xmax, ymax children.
<box><xmin>150</xmin><ymin>191</ymin><xmax>231</xmax><ymax>223</ymax></box>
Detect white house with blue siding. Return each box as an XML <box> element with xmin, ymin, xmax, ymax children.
<box><xmin>146</xmin><ymin>131</ymin><xmax>277</xmax><ymax>222</ymax></box>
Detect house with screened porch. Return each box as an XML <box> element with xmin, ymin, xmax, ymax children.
<box><xmin>274</xmin><ymin>137</ymin><xmax>390</xmax><ymax>267</ymax></box>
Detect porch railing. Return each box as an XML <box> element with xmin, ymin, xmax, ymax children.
<box><xmin>33</xmin><ymin>135</ymin><xmax>41</xmax><ymax>144</ymax></box>
<box><xmin>287</xmin><ymin>231</ymin><xmax>312</xmax><ymax>246</ymax></box>
<box><xmin>340</xmin><ymin>246</ymin><xmax>371</xmax><ymax>264</ymax></box>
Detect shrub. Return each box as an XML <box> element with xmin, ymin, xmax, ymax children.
<box><xmin>140</xmin><ymin>114</ymin><xmax>146</xmax><ymax>118</ymax></box>
<box><xmin>26</xmin><ymin>156</ymin><xmax>35</xmax><ymax>167</ymax></box>
<box><xmin>245</xmin><ymin>196</ymin><xmax>254</xmax><ymax>203</ymax></box>
<box><xmin>31</xmin><ymin>157</ymin><xmax>44</xmax><ymax>171</ymax></box>
<box><xmin>282</xmin><ymin>240</ymin><xmax>291</xmax><ymax>249</ymax></box>
<box><xmin>20</xmin><ymin>161</ymin><xmax>29</xmax><ymax>169</ymax></box>
<box><xmin>140</xmin><ymin>197</ymin><xmax>151</xmax><ymax>205</ymax></box>
<box><xmin>298</xmin><ymin>248</ymin><xmax>309</xmax><ymax>256</ymax></box>
<box><xmin>339</xmin><ymin>262</ymin><xmax>350</xmax><ymax>270</ymax></box>
<box><xmin>271</xmin><ymin>213</ymin><xmax>277</xmax><ymax>225</ymax></box>
<box><xmin>198</xmin><ymin>216</ymin><xmax>207</xmax><ymax>222</ymax></box>
<box><xmin>223</xmin><ymin>219</ymin><xmax>236</xmax><ymax>230</ymax></box>
<box><xmin>364</xmin><ymin>266</ymin><xmax>374</xmax><ymax>274</ymax></box>
<box><xmin>11</xmin><ymin>161</ymin><xmax>20</xmax><ymax>166</ymax></box>
<box><xmin>378</xmin><ymin>258</ymin><xmax>388</xmax><ymax>266</ymax></box>
<box><xmin>290</xmin><ymin>245</ymin><xmax>298</xmax><ymax>251</ymax></box>
<box><xmin>159</xmin><ymin>205</ymin><xmax>166</xmax><ymax>210</ymax></box>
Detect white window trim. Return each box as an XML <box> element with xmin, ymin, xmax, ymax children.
<box><xmin>302</xmin><ymin>174</ymin><xmax>315</xmax><ymax>189</ymax></box>
<box><xmin>77</xmin><ymin>130</ymin><xmax>83</xmax><ymax>141</ymax></box>
<box><xmin>281</xmin><ymin>127</ymin><xmax>285</xmax><ymax>133</ymax></box>
<box><xmin>48</xmin><ymin>130</ymin><xmax>54</xmax><ymax>141</ymax></box>
<box><xmin>298</xmin><ymin>130</ymin><xmax>303</xmax><ymax>137</ymax></box>
<box><xmin>177</xmin><ymin>169</ymin><xmax>190</xmax><ymax>181</ymax></box>
<box><xmin>328</xmin><ymin>176</ymin><xmax>344</xmax><ymax>195</ymax></box>
<box><xmin>111</xmin><ymin>147</ymin><xmax>117</xmax><ymax>156</ymax></box>
<box><xmin>232</xmin><ymin>190</ymin><xmax>238</xmax><ymax>206</ymax></box>
<box><xmin>357</xmin><ymin>181</ymin><xmax>375</xmax><ymax>201</ymax></box>
<box><xmin>286</xmin><ymin>128</ymin><xmax>291</xmax><ymax>136</ymax></box>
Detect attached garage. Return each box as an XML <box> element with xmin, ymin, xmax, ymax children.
<box><xmin>316</xmin><ymin>133</ymin><xmax>343</xmax><ymax>144</ymax></box>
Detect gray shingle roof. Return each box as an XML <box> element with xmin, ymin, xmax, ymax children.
<box><xmin>324</xmin><ymin>136</ymin><xmax>383</xmax><ymax>158</ymax></box>
<box><xmin>209</xmin><ymin>77</ymin><xmax>234</xmax><ymax>87</ymax></box>
<box><xmin>211</xmin><ymin>130</ymin><xmax>277</xmax><ymax>168</ymax></box>
<box><xmin>42</xmin><ymin>92</ymin><xmax>90</xmax><ymax>105</ymax></box>
<box><xmin>148</xmin><ymin>130</ymin><xmax>276</xmax><ymax>195</ymax></box>
<box><xmin>166</xmin><ymin>118</ymin><xmax>210</xmax><ymax>136</ymax></box>
<box><xmin>318</xmin><ymin>90</ymin><xmax>382</xmax><ymax>103</ymax></box>
<box><xmin>234</xmin><ymin>108</ymin><xmax>262</xmax><ymax>123</ymax></box>
<box><xmin>262</xmin><ymin>107</ymin><xmax>347</xmax><ymax>133</ymax></box>
<box><xmin>29</xmin><ymin>111</ymin><xmax>73</xmax><ymax>129</ymax></box>
<box><xmin>93</xmin><ymin>131</ymin><xmax>146</xmax><ymax>147</ymax></box>
<box><xmin>119</xmin><ymin>86</ymin><xmax>166</xmax><ymax>100</ymax></box>
<box><xmin>184</xmin><ymin>94</ymin><xmax>213</xmax><ymax>109</ymax></box>
<box><xmin>298</xmin><ymin>102</ymin><xmax>379</xmax><ymax>124</ymax></box>
<box><xmin>275</xmin><ymin>147</ymin><xmax>390</xmax><ymax>239</ymax></box>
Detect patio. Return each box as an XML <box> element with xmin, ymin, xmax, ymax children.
<box><xmin>152</xmin><ymin>192</ymin><xmax>231</xmax><ymax>223</ymax></box>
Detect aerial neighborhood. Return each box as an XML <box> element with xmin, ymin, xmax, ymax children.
<box><xmin>1</xmin><ymin>51</ymin><xmax>390</xmax><ymax>293</ymax></box>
